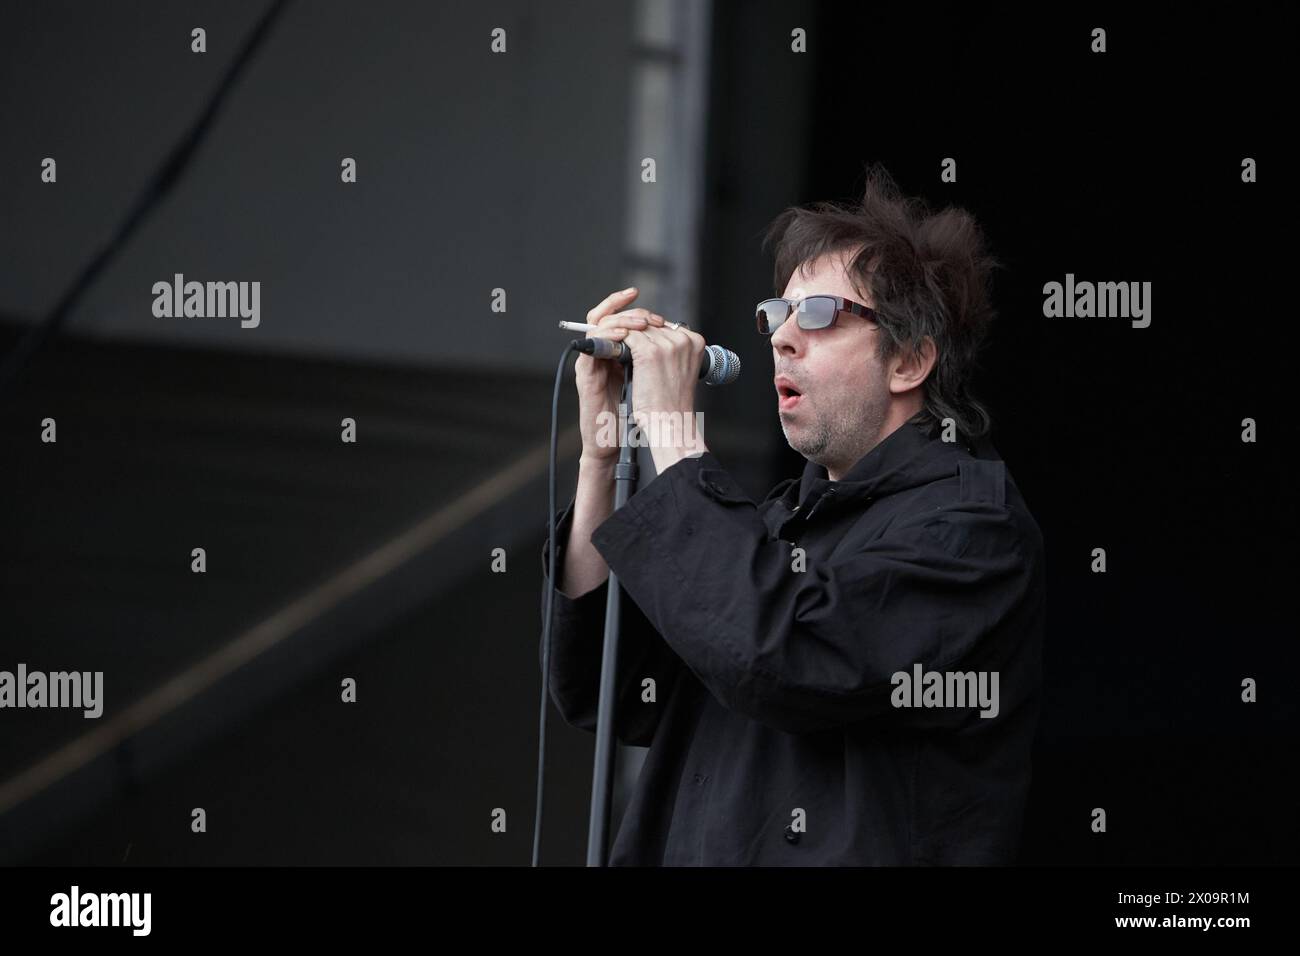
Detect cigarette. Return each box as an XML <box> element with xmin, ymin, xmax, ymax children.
<box><xmin>558</xmin><ymin>321</ymin><xmax>600</xmax><ymax>332</ymax></box>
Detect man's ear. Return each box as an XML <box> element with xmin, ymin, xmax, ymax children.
<box><xmin>889</xmin><ymin>335</ymin><xmax>937</xmax><ymax>395</ymax></box>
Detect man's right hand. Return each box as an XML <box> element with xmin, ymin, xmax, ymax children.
<box><xmin>575</xmin><ymin>287</ymin><xmax>666</xmax><ymax>463</ymax></box>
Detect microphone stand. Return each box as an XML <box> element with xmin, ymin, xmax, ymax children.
<box><xmin>586</xmin><ymin>366</ymin><xmax>638</xmax><ymax>866</ymax></box>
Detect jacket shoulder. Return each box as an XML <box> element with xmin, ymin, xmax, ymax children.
<box><xmin>956</xmin><ymin>457</ymin><xmax>1007</xmax><ymax>507</ymax></box>
<box><xmin>761</xmin><ymin>476</ymin><xmax>799</xmax><ymax>504</ymax></box>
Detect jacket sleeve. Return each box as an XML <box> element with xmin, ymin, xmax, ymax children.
<box><xmin>539</xmin><ymin>493</ymin><xmax>683</xmax><ymax>747</ymax></box>
<box><xmin>588</xmin><ymin>451</ymin><xmax>1039</xmax><ymax>735</ymax></box>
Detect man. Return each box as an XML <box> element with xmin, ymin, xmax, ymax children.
<box><xmin>540</xmin><ymin>166</ymin><xmax>1046</xmax><ymax>865</ymax></box>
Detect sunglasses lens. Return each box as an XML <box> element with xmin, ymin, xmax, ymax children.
<box><xmin>798</xmin><ymin>296</ymin><xmax>836</xmax><ymax>330</ymax></box>
<box><xmin>756</xmin><ymin>300</ymin><xmax>790</xmax><ymax>334</ymax></box>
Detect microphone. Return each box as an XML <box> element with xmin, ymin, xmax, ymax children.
<box><xmin>574</xmin><ymin>338</ymin><xmax>742</xmax><ymax>386</ymax></box>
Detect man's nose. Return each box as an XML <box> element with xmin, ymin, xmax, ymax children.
<box><xmin>770</xmin><ymin>312</ymin><xmax>803</xmax><ymax>356</ymax></box>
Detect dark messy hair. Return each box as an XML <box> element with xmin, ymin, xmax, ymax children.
<box><xmin>761</xmin><ymin>163</ymin><xmax>1002</xmax><ymax>443</ymax></box>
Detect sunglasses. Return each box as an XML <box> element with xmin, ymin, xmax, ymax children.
<box><xmin>756</xmin><ymin>295</ymin><xmax>878</xmax><ymax>335</ymax></box>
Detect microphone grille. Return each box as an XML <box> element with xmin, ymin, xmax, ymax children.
<box><xmin>705</xmin><ymin>344</ymin><xmax>742</xmax><ymax>386</ymax></box>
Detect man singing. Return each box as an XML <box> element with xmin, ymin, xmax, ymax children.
<box><xmin>540</xmin><ymin>166</ymin><xmax>1046</xmax><ymax>865</ymax></box>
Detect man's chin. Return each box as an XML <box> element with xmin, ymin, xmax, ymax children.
<box><xmin>782</xmin><ymin>428</ymin><xmax>827</xmax><ymax>463</ymax></box>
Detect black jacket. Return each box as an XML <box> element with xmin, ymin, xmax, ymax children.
<box><xmin>539</xmin><ymin>421</ymin><xmax>1046</xmax><ymax>865</ymax></box>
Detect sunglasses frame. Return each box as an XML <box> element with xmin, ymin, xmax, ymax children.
<box><xmin>756</xmin><ymin>295</ymin><xmax>878</xmax><ymax>335</ymax></box>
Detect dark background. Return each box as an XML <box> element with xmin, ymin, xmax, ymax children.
<box><xmin>0</xmin><ymin>1</ymin><xmax>1292</xmax><ymax>865</ymax></box>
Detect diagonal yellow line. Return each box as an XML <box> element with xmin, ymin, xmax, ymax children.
<box><xmin>0</xmin><ymin>426</ymin><xmax>580</xmax><ymax>817</ymax></box>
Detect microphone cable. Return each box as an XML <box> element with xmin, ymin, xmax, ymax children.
<box><xmin>532</xmin><ymin>335</ymin><xmax>737</xmax><ymax>864</ymax></box>
<box><xmin>0</xmin><ymin>0</ymin><xmax>292</xmax><ymax>395</ymax></box>
<box><xmin>533</xmin><ymin>339</ymin><xmax>583</xmax><ymax>866</ymax></box>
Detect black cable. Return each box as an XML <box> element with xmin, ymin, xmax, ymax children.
<box><xmin>0</xmin><ymin>0</ymin><xmax>292</xmax><ymax>395</ymax></box>
<box><xmin>533</xmin><ymin>340</ymin><xmax>581</xmax><ymax>866</ymax></box>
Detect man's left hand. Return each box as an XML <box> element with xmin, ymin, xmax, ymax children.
<box><xmin>622</xmin><ymin>320</ymin><xmax>710</xmax><ymax>473</ymax></box>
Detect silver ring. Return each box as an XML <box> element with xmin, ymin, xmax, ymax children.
<box><xmin>667</xmin><ymin>321</ymin><xmax>684</xmax><ymax>330</ymax></box>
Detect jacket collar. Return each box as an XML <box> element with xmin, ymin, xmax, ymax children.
<box><xmin>785</xmin><ymin>420</ymin><xmax>978</xmax><ymax>514</ymax></box>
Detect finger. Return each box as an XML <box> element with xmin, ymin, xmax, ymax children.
<box><xmin>661</xmin><ymin>323</ymin><xmax>701</xmax><ymax>345</ymax></box>
<box><xmin>620</xmin><ymin>327</ymin><xmax>650</xmax><ymax>354</ymax></box>
<box><xmin>600</xmin><ymin>307</ymin><xmax>655</xmax><ymax>329</ymax></box>
<box><xmin>639</xmin><ymin>324</ymin><xmax>701</xmax><ymax>356</ymax></box>
<box><xmin>637</xmin><ymin>325</ymin><xmax>677</xmax><ymax>346</ymax></box>
<box><xmin>586</xmin><ymin>287</ymin><xmax>639</xmax><ymax>323</ymax></box>
<box><xmin>623</xmin><ymin>327</ymin><xmax>674</xmax><ymax>359</ymax></box>
<box><xmin>644</xmin><ymin>317</ymin><xmax>685</xmax><ymax>336</ymax></box>
<box><xmin>601</xmin><ymin>310</ymin><xmax>670</xmax><ymax>331</ymax></box>
<box><xmin>585</xmin><ymin>323</ymin><xmax>631</xmax><ymax>339</ymax></box>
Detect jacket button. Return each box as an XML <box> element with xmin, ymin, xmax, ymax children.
<box><xmin>783</xmin><ymin>824</ymin><xmax>800</xmax><ymax>844</ymax></box>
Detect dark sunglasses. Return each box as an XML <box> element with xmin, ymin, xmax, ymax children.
<box><xmin>756</xmin><ymin>295</ymin><xmax>878</xmax><ymax>335</ymax></box>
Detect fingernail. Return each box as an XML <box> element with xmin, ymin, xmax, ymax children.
<box><xmin>623</xmin><ymin>287</ymin><xmax>636</xmax><ymax>294</ymax></box>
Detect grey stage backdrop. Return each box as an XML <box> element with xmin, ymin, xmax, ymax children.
<box><xmin>0</xmin><ymin>0</ymin><xmax>636</xmax><ymax>371</ymax></box>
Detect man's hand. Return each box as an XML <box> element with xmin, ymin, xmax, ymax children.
<box><xmin>574</xmin><ymin>288</ymin><xmax>667</xmax><ymax>465</ymax></box>
<box><xmin>622</xmin><ymin>321</ymin><xmax>710</xmax><ymax>473</ymax></box>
